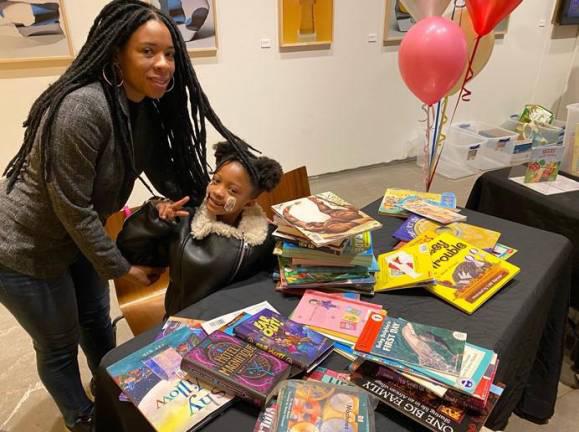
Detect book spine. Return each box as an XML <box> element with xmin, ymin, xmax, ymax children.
<box><xmin>181</xmin><ymin>358</ymin><xmax>264</xmax><ymax>407</ymax></box>
<box><xmin>237</xmin><ymin>331</ymin><xmax>305</xmax><ymax>370</ymax></box>
<box><xmin>354</xmin><ymin>311</ymin><xmax>385</xmax><ymax>353</ymax></box>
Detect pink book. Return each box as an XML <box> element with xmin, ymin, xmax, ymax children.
<box><xmin>290</xmin><ymin>290</ymin><xmax>383</xmax><ymax>341</ymax></box>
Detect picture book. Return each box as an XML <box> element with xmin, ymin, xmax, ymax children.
<box><xmin>155</xmin><ymin>317</ymin><xmax>206</xmax><ymax>341</ymax></box>
<box><xmin>355</xmin><ymin>314</ymin><xmax>466</xmax><ymax>376</ymax></box>
<box><xmin>201</xmin><ymin>301</ymin><xmax>279</xmax><ymax>335</ymax></box>
<box><xmin>271</xmin><ymin>192</ymin><xmax>382</xmax><ymax>247</ymax></box>
<box><xmin>490</xmin><ymin>243</ymin><xmax>517</xmax><ymax>260</ymax></box>
<box><xmin>107</xmin><ymin>327</ymin><xmax>233</xmax><ymax>432</ymax></box>
<box><xmin>401</xmin><ymin>199</ymin><xmax>467</xmax><ymax>224</ymax></box>
<box><xmin>393</xmin><ymin>216</ymin><xmax>501</xmax><ymax>251</ymax></box>
<box><xmin>290</xmin><ymin>290</ymin><xmax>384</xmax><ymax>343</ymax></box>
<box><xmin>379</xmin><ymin>188</ymin><xmax>457</xmax><ymax>217</ymax></box>
<box><xmin>525</xmin><ymin>144</ymin><xmax>565</xmax><ymax>183</ymax></box>
<box><xmin>273</xmin><ymin>215</ymin><xmax>350</xmax><ymax>250</ymax></box>
<box><xmin>351</xmin><ymin>362</ymin><xmax>504</xmax><ymax>432</ymax></box>
<box><xmin>234</xmin><ymin>309</ymin><xmax>334</xmax><ymax>372</ymax></box>
<box><xmin>181</xmin><ymin>331</ymin><xmax>291</xmax><ymax>406</ymax></box>
<box><xmin>374</xmin><ymin>243</ymin><xmax>434</xmax><ymax>292</ymax></box>
<box><xmin>278</xmin><ymin>257</ymin><xmax>371</xmax><ymax>286</ymax></box>
<box><xmin>273</xmin><ymin>380</ymin><xmax>375</xmax><ymax>432</ymax></box>
<box><xmin>426</xmin><ymin>233</ymin><xmax>520</xmax><ymax>314</ymax></box>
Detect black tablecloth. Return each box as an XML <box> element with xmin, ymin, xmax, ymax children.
<box><xmin>95</xmin><ymin>199</ymin><xmax>573</xmax><ymax>432</ymax></box>
<box><xmin>466</xmin><ymin>167</ymin><xmax>579</xmax><ymax>309</ymax></box>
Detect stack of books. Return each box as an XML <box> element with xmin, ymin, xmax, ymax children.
<box><xmin>271</xmin><ymin>192</ymin><xmax>382</xmax><ymax>294</ymax></box>
<box><xmin>351</xmin><ymin>314</ymin><xmax>503</xmax><ymax>432</ymax></box>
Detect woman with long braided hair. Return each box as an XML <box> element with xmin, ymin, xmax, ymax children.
<box><xmin>0</xmin><ymin>1</ymin><xmax>255</xmax><ymax>430</ymax></box>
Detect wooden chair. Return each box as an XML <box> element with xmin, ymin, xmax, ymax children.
<box><xmin>105</xmin><ymin>166</ymin><xmax>310</xmax><ymax>336</ymax></box>
<box><xmin>105</xmin><ymin>209</ymin><xmax>169</xmax><ymax>337</ymax></box>
<box><xmin>257</xmin><ymin>166</ymin><xmax>311</xmax><ymax>220</ymax></box>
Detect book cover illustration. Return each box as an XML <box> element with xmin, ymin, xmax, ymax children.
<box><xmin>155</xmin><ymin>317</ymin><xmax>207</xmax><ymax>342</ymax></box>
<box><xmin>374</xmin><ymin>243</ymin><xmax>434</xmax><ymax>292</ymax></box>
<box><xmin>278</xmin><ymin>257</ymin><xmax>371</xmax><ymax>286</ymax></box>
<box><xmin>201</xmin><ymin>301</ymin><xmax>279</xmax><ymax>335</ymax></box>
<box><xmin>393</xmin><ymin>216</ymin><xmax>501</xmax><ymax>251</ymax></box>
<box><xmin>181</xmin><ymin>331</ymin><xmax>290</xmax><ymax>404</ymax></box>
<box><xmin>273</xmin><ymin>380</ymin><xmax>375</xmax><ymax>432</ymax></box>
<box><xmin>401</xmin><ymin>199</ymin><xmax>467</xmax><ymax>224</ymax></box>
<box><xmin>107</xmin><ymin>327</ymin><xmax>233</xmax><ymax>432</ymax></box>
<box><xmin>427</xmin><ymin>233</ymin><xmax>520</xmax><ymax>314</ymax></box>
<box><xmin>234</xmin><ymin>309</ymin><xmax>334</xmax><ymax>371</ymax></box>
<box><xmin>525</xmin><ymin>144</ymin><xmax>565</xmax><ymax>183</ymax></box>
<box><xmin>351</xmin><ymin>363</ymin><xmax>504</xmax><ymax>432</ymax></box>
<box><xmin>490</xmin><ymin>243</ymin><xmax>518</xmax><ymax>260</ymax></box>
<box><xmin>355</xmin><ymin>314</ymin><xmax>466</xmax><ymax>376</ymax></box>
<box><xmin>379</xmin><ymin>189</ymin><xmax>457</xmax><ymax>216</ymax></box>
<box><xmin>290</xmin><ymin>290</ymin><xmax>383</xmax><ymax>342</ymax></box>
<box><xmin>271</xmin><ymin>192</ymin><xmax>382</xmax><ymax>247</ymax></box>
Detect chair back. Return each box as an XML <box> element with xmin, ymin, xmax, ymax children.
<box><xmin>256</xmin><ymin>166</ymin><xmax>311</xmax><ymax>219</ymax></box>
<box><xmin>105</xmin><ymin>208</ymin><xmax>168</xmax><ymax>336</ymax></box>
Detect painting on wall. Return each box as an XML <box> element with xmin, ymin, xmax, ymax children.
<box><xmin>279</xmin><ymin>0</ymin><xmax>333</xmax><ymax>49</ymax></box>
<box><xmin>151</xmin><ymin>0</ymin><xmax>217</xmax><ymax>56</ymax></box>
<box><xmin>383</xmin><ymin>0</ymin><xmax>510</xmax><ymax>46</ymax></box>
<box><xmin>0</xmin><ymin>0</ymin><xmax>74</xmax><ymax>64</ymax></box>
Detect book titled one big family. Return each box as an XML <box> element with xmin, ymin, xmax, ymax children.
<box><xmin>106</xmin><ymin>325</ymin><xmax>234</xmax><ymax>432</ymax></box>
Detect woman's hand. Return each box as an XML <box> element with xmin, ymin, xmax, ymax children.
<box><xmin>156</xmin><ymin>196</ymin><xmax>190</xmax><ymax>221</ymax></box>
<box><xmin>120</xmin><ymin>265</ymin><xmax>165</xmax><ymax>286</ymax></box>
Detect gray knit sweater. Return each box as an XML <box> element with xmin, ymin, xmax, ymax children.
<box><xmin>0</xmin><ymin>82</ymin><xmax>163</xmax><ymax>280</ymax></box>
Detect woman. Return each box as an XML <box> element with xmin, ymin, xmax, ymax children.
<box><xmin>0</xmin><ymin>1</ymin><xmax>256</xmax><ymax>430</ymax></box>
<box><xmin>117</xmin><ymin>141</ymin><xmax>283</xmax><ymax>316</ymax></box>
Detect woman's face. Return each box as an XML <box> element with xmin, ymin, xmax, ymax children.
<box><xmin>117</xmin><ymin>19</ymin><xmax>176</xmax><ymax>102</ymax></box>
<box><xmin>206</xmin><ymin>161</ymin><xmax>256</xmax><ymax>217</ymax></box>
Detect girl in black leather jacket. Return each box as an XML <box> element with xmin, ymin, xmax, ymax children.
<box><xmin>117</xmin><ymin>142</ymin><xmax>283</xmax><ymax>316</ymax></box>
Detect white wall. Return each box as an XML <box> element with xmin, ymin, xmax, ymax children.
<box><xmin>0</xmin><ymin>0</ymin><xmax>577</xmax><ymax>206</ymax></box>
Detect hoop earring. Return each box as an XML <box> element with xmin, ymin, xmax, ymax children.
<box><xmin>165</xmin><ymin>77</ymin><xmax>175</xmax><ymax>93</ymax></box>
<box><xmin>102</xmin><ymin>64</ymin><xmax>124</xmax><ymax>88</ymax></box>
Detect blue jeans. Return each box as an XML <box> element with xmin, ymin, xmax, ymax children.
<box><xmin>0</xmin><ymin>255</ymin><xmax>115</xmax><ymax>427</ymax></box>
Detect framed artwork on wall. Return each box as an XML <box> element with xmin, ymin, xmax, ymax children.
<box><xmin>0</xmin><ymin>0</ymin><xmax>74</xmax><ymax>64</ymax></box>
<box><xmin>383</xmin><ymin>0</ymin><xmax>509</xmax><ymax>46</ymax></box>
<box><xmin>278</xmin><ymin>0</ymin><xmax>333</xmax><ymax>49</ymax></box>
<box><xmin>150</xmin><ymin>0</ymin><xmax>217</xmax><ymax>57</ymax></box>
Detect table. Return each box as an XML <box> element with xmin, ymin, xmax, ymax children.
<box><xmin>95</xmin><ymin>199</ymin><xmax>573</xmax><ymax>432</ymax></box>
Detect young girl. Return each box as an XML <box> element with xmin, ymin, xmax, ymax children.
<box><xmin>117</xmin><ymin>142</ymin><xmax>283</xmax><ymax>316</ymax></box>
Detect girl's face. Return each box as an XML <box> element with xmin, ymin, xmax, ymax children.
<box><xmin>117</xmin><ymin>19</ymin><xmax>176</xmax><ymax>102</ymax></box>
<box><xmin>206</xmin><ymin>161</ymin><xmax>256</xmax><ymax>218</ymax></box>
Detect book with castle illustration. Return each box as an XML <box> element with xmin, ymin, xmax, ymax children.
<box><xmin>107</xmin><ymin>326</ymin><xmax>234</xmax><ymax>432</ymax></box>
<box><xmin>271</xmin><ymin>192</ymin><xmax>382</xmax><ymax>247</ymax></box>
<box><xmin>426</xmin><ymin>233</ymin><xmax>520</xmax><ymax>314</ymax></box>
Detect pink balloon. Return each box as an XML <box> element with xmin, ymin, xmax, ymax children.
<box><xmin>399</xmin><ymin>16</ymin><xmax>467</xmax><ymax>106</ymax></box>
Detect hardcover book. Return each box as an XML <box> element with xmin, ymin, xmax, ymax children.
<box><xmin>355</xmin><ymin>314</ymin><xmax>466</xmax><ymax>376</ymax></box>
<box><xmin>181</xmin><ymin>331</ymin><xmax>291</xmax><ymax>406</ymax></box>
<box><xmin>271</xmin><ymin>192</ymin><xmax>382</xmax><ymax>247</ymax></box>
<box><xmin>107</xmin><ymin>327</ymin><xmax>233</xmax><ymax>432</ymax></box>
<box><xmin>273</xmin><ymin>380</ymin><xmax>375</xmax><ymax>432</ymax></box>
<box><xmin>234</xmin><ymin>308</ymin><xmax>334</xmax><ymax>372</ymax></box>
<box><xmin>426</xmin><ymin>233</ymin><xmax>520</xmax><ymax>314</ymax></box>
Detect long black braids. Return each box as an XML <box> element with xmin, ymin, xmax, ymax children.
<box><xmin>4</xmin><ymin>0</ymin><xmax>260</xmax><ymax>206</ymax></box>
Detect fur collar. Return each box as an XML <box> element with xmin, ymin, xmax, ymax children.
<box><xmin>190</xmin><ymin>202</ymin><xmax>269</xmax><ymax>246</ymax></box>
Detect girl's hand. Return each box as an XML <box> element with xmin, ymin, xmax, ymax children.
<box><xmin>156</xmin><ymin>196</ymin><xmax>190</xmax><ymax>221</ymax></box>
<box><xmin>120</xmin><ymin>265</ymin><xmax>165</xmax><ymax>286</ymax></box>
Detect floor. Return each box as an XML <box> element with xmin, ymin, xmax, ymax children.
<box><xmin>0</xmin><ymin>159</ymin><xmax>577</xmax><ymax>432</ymax></box>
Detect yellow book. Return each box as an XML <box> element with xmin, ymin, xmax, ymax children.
<box><xmin>426</xmin><ymin>233</ymin><xmax>520</xmax><ymax>314</ymax></box>
<box><xmin>374</xmin><ymin>244</ymin><xmax>434</xmax><ymax>292</ymax></box>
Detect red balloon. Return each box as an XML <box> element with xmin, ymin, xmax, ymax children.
<box><xmin>466</xmin><ymin>0</ymin><xmax>523</xmax><ymax>37</ymax></box>
<box><xmin>399</xmin><ymin>17</ymin><xmax>467</xmax><ymax>106</ymax></box>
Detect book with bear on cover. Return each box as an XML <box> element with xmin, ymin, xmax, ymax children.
<box><xmin>426</xmin><ymin>233</ymin><xmax>520</xmax><ymax>314</ymax></box>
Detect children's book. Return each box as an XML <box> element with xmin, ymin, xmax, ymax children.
<box><xmin>306</xmin><ymin>367</ymin><xmax>351</xmax><ymax>386</ymax></box>
<box><xmin>290</xmin><ymin>290</ymin><xmax>384</xmax><ymax>343</ymax></box>
<box><xmin>278</xmin><ymin>257</ymin><xmax>371</xmax><ymax>286</ymax></box>
<box><xmin>271</xmin><ymin>192</ymin><xmax>382</xmax><ymax>247</ymax></box>
<box><xmin>273</xmin><ymin>380</ymin><xmax>376</xmax><ymax>432</ymax></box>
<box><xmin>427</xmin><ymin>233</ymin><xmax>520</xmax><ymax>314</ymax></box>
<box><xmin>201</xmin><ymin>301</ymin><xmax>279</xmax><ymax>335</ymax></box>
<box><xmin>355</xmin><ymin>314</ymin><xmax>466</xmax><ymax>376</ymax></box>
<box><xmin>379</xmin><ymin>189</ymin><xmax>457</xmax><ymax>217</ymax></box>
<box><xmin>155</xmin><ymin>317</ymin><xmax>206</xmax><ymax>341</ymax></box>
<box><xmin>393</xmin><ymin>216</ymin><xmax>501</xmax><ymax>251</ymax></box>
<box><xmin>490</xmin><ymin>243</ymin><xmax>518</xmax><ymax>260</ymax></box>
<box><xmin>181</xmin><ymin>331</ymin><xmax>291</xmax><ymax>406</ymax></box>
<box><xmin>107</xmin><ymin>326</ymin><xmax>233</xmax><ymax>432</ymax></box>
<box><xmin>351</xmin><ymin>362</ymin><xmax>504</xmax><ymax>432</ymax></box>
<box><xmin>401</xmin><ymin>199</ymin><xmax>467</xmax><ymax>224</ymax></box>
<box><xmin>525</xmin><ymin>144</ymin><xmax>565</xmax><ymax>183</ymax></box>
<box><xmin>253</xmin><ymin>400</ymin><xmax>278</xmax><ymax>432</ymax></box>
<box><xmin>234</xmin><ymin>309</ymin><xmax>334</xmax><ymax>372</ymax></box>
<box><xmin>374</xmin><ymin>243</ymin><xmax>434</xmax><ymax>292</ymax></box>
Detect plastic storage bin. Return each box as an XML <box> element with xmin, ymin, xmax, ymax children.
<box><xmin>452</xmin><ymin>121</ymin><xmax>518</xmax><ymax>151</ymax></box>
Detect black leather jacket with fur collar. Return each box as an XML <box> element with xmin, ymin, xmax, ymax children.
<box><xmin>117</xmin><ymin>201</ymin><xmax>275</xmax><ymax>316</ymax></box>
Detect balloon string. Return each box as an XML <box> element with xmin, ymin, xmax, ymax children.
<box><xmin>431</xmin><ymin>101</ymin><xmax>442</xmax><ymax>168</ymax></box>
<box><xmin>449</xmin><ymin>36</ymin><xmax>481</xmax><ymax>125</ymax></box>
<box><xmin>428</xmin><ymin>97</ymin><xmax>449</xmax><ymax>191</ymax></box>
<box><xmin>423</xmin><ymin>104</ymin><xmax>432</xmax><ymax>191</ymax></box>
